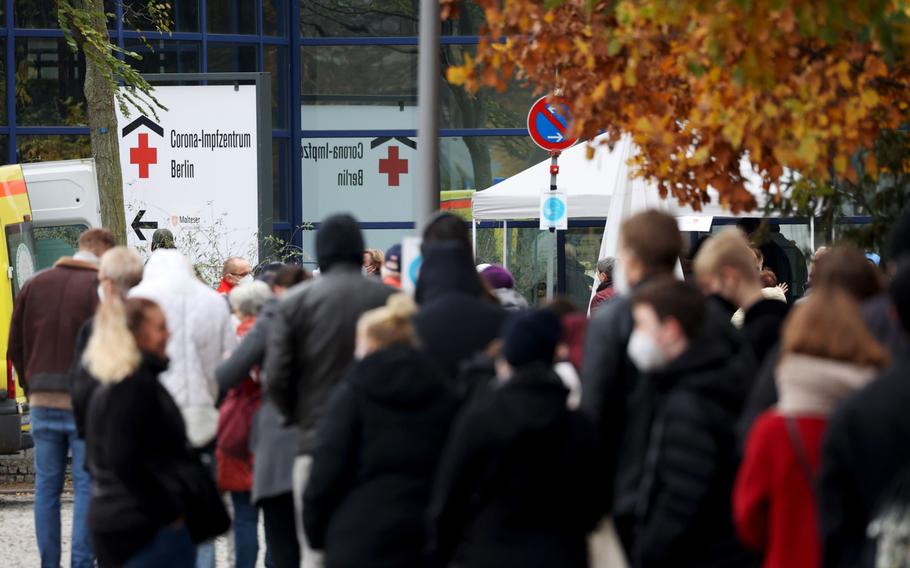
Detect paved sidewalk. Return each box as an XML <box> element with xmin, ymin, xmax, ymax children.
<box><xmin>0</xmin><ymin>491</ymin><xmax>269</xmax><ymax>567</ymax></box>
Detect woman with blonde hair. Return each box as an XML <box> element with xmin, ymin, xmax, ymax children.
<box><xmin>733</xmin><ymin>288</ymin><xmax>889</xmax><ymax>568</ymax></box>
<box><xmin>83</xmin><ymin>294</ymin><xmax>228</xmax><ymax>567</ymax></box>
<box><xmin>303</xmin><ymin>294</ymin><xmax>459</xmax><ymax>567</ymax></box>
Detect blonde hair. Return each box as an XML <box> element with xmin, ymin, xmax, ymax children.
<box><xmin>83</xmin><ymin>294</ymin><xmax>141</xmax><ymax>385</ymax></box>
<box><xmin>694</xmin><ymin>227</ymin><xmax>759</xmax><ymax>280</ymax></box>
<box><xmin>358</xmin><ymin>293</ymin><xmax>418</xmax><ymax>350</ymax></box>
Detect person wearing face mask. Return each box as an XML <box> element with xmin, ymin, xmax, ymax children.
<box><xmin>429</xmin><ymin>309</ymin><xmax>604</xmax><ymax>568</ymax></box>
<box><xmin>303</xmin><ymin>294</ymin><xmax>459</xmax><ymax>568</ymax></box>
<box><xmin>217</xmin><ymin>256</ymin><xmax>254</xmax><ymax>295</ymax></box>
<box><xmin>694</xmin><ymin>228</ymin><xmax>790</xmax><ymax>369</ymax></box>
<box><xmin>627</xmin><ymin>279</ymin><xmax>752</xmax><ymax>568</ymax></box>
<box><xmin>580</xmin><ymin>210</ymin><xmax>686</xmax><ymax>546</ymax></box>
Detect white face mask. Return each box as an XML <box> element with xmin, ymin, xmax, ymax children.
<box><xmin>238</xmin><ymin>274</ymin><xmax>254</xmax><ymax>286</ymax></box>
<box><xmin>613</xmin><ymin>257</ymin><xmax>632</xmax><ymax>296</ymax></box>
<box><xmin>627</xmin><ymin>330</ymin><xmax>669</xmax><ymax>371</ymax></box>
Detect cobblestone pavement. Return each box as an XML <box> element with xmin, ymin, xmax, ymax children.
<box><xmin>0</xmin><ymin>490</ymin><xmax>269</xmax><ymax>567</ymax></box>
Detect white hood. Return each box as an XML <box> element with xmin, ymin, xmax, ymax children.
<box><xmin>130</xmin><ymin>250</ymin><xmax>236</xmax><ymax>447</ymax></box>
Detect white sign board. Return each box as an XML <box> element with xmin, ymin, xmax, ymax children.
<box><xmin>539</xmin><ymin>190</ymin><xmax>568</xmax><ymax>231</ymax></box>
<box><xmin>677</xmin><ymin>215</ymin><xmax>714</xmax><ymax>232</ymax></box>
<box><xmin>301</xmin><ymin>136</ymin><xmax>417</xmax><ymax>223</ymax></box>
<box><xmin>401</xmin><ymin>236</ymin><xmax>423</xmax><ymax>294</ymax></box>
<box><xmin>116</xmin><ymin>85</ymin><xmax>259</xmax><ymax>279</ymax></box>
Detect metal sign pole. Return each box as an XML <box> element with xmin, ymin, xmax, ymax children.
<box><xmin>416</xmin><ymin>0</ymin><xmax>441</xmax><ymax>232</ymax></box>
<box><xmin>546</xmin><ymin>151</ymin><xmax>560</xmax><ymax>302</ymax></box>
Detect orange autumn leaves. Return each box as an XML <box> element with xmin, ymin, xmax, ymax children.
<box><xmin>445</xmin><ymin>0</ymin><xmax>910</xmax><ymax>213</ymax></box>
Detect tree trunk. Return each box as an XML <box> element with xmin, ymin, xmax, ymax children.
<box><xmin>464</xmin><ymin>136</ymin><xmax>493</xmax><ymax>191</ymax></box>
<box><xmin>78</xmin><ymin>0</ymin><xmax>127</xmax><ymax>244</ymax></box>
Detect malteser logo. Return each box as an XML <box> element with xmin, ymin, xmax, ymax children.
<box><xmin>122</xmin><ymin>116</ymin><xmax>164</xmax><ymax>179</ymax></box>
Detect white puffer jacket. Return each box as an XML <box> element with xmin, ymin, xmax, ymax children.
<box><xmin>130</xmin><ymin>250</ymin><xmax>236</xmax><ymax>447</ymax></box>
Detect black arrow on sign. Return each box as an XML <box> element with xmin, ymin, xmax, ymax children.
<box><xmin>131</xmin><ymin>209</ymin><xmax>158</xmax><ymax>241</ymax></box>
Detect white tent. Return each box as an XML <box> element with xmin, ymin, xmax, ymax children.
<box><xmin>471</xmin><ymin>135</ymin><xmax>779</xmax><ymax>225</ymax></box>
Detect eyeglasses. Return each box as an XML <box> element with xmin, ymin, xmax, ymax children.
<box><xmin>231</xmin><ymin>271</ymin><xmax>252</xmax><ymax>278</ymax></box>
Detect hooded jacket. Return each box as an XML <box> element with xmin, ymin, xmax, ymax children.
<box><xmin>414</xmin><ymin>243</ymin><xmax>507</xmax><ymax>388</ymax></box>
<box><xmin>734</xmin><ymin>355</ymin><xmax>877</xmax><ymax>568</ymax></box>
<box><xmin>265</xmin><ymin>216</ymin><xmax>394</xmax><ymax>454</ymax></box>
<box><xmin>9</xmin><ymin>256</ymin><xmax>100</xmax><ymax>407</ymax></box>
<box><xmin>631</xmin><ymin>334</ymin><xmax>753</xmax><ymax>568</ymax></box>
<box><xmin>429</xmin><ymin>364</ymin><xmax>604</xmax><ymax>568</ymax></box>
<box><xmin>129</xmin><ymin>250</ymin><xmax>236</xmax><ymax>447</ymax></box>
<box><xmin>303</xmin><ymin>345</ymin><xmax>459</xmax><ymax>568</ymax></box>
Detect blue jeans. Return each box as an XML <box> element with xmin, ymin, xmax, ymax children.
<box><xmin>125</xmin><ymin>525</ymin><xmax>196</xmax><ymax>568</ymax></box>
<box><xmin>232</xmin><ymin>491</ymin><xmax>262</xmax><ymax>568</ymax></box>
<box><xmin>195</xmin><ymin>447</ymin><xmax>216</xmax><ymax>568</ymax></box>
<box><xmin>31</xmin><ymin>407</ymin><xmax>94</xmax><ymax>568</ymax></box>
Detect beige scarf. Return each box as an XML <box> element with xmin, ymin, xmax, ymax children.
<box><xmin>776</xmin><ymin>354</ymin><xmax>878</xmax><ymax>416</ymax></box>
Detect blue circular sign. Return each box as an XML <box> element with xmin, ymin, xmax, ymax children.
<box><xmin>542</xmin><ymin>196</ymin><xmax>566</xmax><ymax>223</ymax></box>
<box><xmin>408</xmin><ymin>255</ymin><xmax>423</xmax><ymax>285</ymax></box>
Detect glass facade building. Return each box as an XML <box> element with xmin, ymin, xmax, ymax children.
<box><xmin>0</xmin><ymin>1</ymin><xmax>553</xmax><ymax>257</ymax></box>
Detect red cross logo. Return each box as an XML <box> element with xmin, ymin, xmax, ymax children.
<box><xmin>130</xmin><ymin>133</ymin><xmax>157</xmax><ymax>179</ymax></box>
<box><xmin>378</xmin><ymin>146</ymin><xmax>408</xmax><ymax>187</ymax></box>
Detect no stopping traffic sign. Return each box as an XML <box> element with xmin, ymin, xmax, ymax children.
<box><xmin>527</xmin><ymin>96</ymin><xmax>577</xmax><ymax>151</ymax></box>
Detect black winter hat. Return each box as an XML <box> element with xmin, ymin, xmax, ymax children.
<box><xmin>316</xmin><ymin>214</ymin><xmax>364</xmax><ymax>272</ymax></box>
<box><xmin>889</xmin><ymin>207</ymin><xmax>910</xmax><ymax>264</ymax></box>
<box><xmin>890</xmin><ymin>265</ymin><xmax>910</xmax><ymax>334</ymax></box>
<box><xmin>501</xmin><ymin>309</ymin><xmax>562</xmax><ymax>368</ymax></box>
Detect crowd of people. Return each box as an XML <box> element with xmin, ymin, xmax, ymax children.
<box><xmin>8</xmin><ymin>207</ymin><xmax>910</xmax><ymax>568</ymax></box>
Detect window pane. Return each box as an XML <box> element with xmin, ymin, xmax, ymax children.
<box><xmin>0</xmin><ymin>136</ymin><xmax>8</xmax><ymax>165</ymax></box>
<box><xmin>122</xmin><ymin>0</ymin><xmax>200</xmax><ymax>33</ymax></box>
<box><xmin>124</xmin><ymin>40</ymin><xmax>201</xmax><ymax>74</ymax></box>
<box><xmin>301</xmin><ymin>45</ymin><xmax>533</xmax><ymax>130</ymax></box>
<box><xmin>441</xmin><ymin>45</ymin><xmax>537</xmax><ymax>128</ymax></box>
<box><xmin>15</xmin><ymin>0</ymin><xmax>116</xmax><ymax>28</ymax></box>
<box><xmin>440</xmin><ymin>135</ymin><xmax>546</xmax><ymax>192</ymax></box>
<box><xmin>263</xmin><ymin>0</ymin><xmax>287</xmax><ymax>36</ymax></box>
<box><xmin>34</xmin><ymin>224</ymin><xmax>88</xmax><ymax>270</ymax></box>
<box><xmin>301</xmin><ymin>0</ymin><xmax>417</xmax><ymax>37</ymax></box>
<box><xmin>301</xmin><ymin>45</ymin><xmax>417</xmax><ymax>129</ymax></box>
<box><xmin>273</xmin><ymin>139</ymin><xmax>290</xmax><ymax>222</ymax></box>
<box><xmin>207</xmin><ymin>0</ymin><xmax>258</xmax><ymax>34</ymax></box>
<box><xmin>264</xmin><ymin>46</ymin><xmax>288</xmax><ymax>129</ymax></box>
<box><xmin>16</xmin><ymin>38</ymin><xmax>87</xmax><ymax>126</ymax></box>
<box><xmin>300</xmin><ymin>0</ymin><xmax>487</xmax><ymax>37</ymax></box>
<box><xmin>207</xmin><ymin>44</ymin><xmax>259</xmax><ymax>72</ymax></box>
<box><xmin>0</xmin><ymin>46</ymin><xmax>6</xmax><ymax>124</ymax></box>
<box><xmin>17</xmin><ymin>135</ymin><xmax>91</xmax><ymax>162</ymax></box>
<box><xmin>442</xmin><ymin>0</ymin><xmax>485</xmax><ymax>35</ymax></box>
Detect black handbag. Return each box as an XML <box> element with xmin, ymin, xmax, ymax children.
<box><xmin>169</xmin><ymin>452</ymin><xmax>232</xmax><ymax>543</ymax></box>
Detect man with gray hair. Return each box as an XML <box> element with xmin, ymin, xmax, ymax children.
<box><xmin>589</xmin><ymin>256</ymin><xmax>616</xmax><ymax>315</ymax></box>
<box><xmin>70</xmin><ymin>246</ymin><xmax>146</xmax><ymax>439</ymax></box>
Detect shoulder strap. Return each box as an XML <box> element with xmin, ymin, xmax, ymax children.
<box><xmin>784</xmin><ymin>416</ymin><xmax>815</xmax><ymax>490</ymax></box>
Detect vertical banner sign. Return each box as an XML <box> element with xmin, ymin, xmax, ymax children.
<box><xmin>116</xmin><ymin>85</ymin><xmax>259</xmax><ymax>276</ymax></box>
<box><xmin>401</xmin><ymin>236</ymin><xmax>423</xmax><ymax>294</ymax></box>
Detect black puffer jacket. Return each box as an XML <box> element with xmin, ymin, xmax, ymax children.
<box><xmin>414</xmin><ymin>243</ymin><xmax>507</xmax><ymax>389</ymax></box>
<box><xmin>303</xmin><ymin>345</ymin><xmax>459</xmax><ymax>568</ymax></box>
<box><xmin>429</xmin><ymin>364</ymin><xmax>604</xmax><ymax>568</ymax></box>
<box><xmin>582</xmin><ymin>289</ymin><xmax>753</xmax><ymax>524</ymax></box>
<box><xmin>631</xmin><ymin>337</ymin><xmax>753</xmax><ymax>568</ymax></box>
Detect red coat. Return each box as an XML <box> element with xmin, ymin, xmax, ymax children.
<box><xmin>734</xmin><ymin>411</ymin><xmax>827</xmax><ymax>568</ymax></box>
<box><xmin>216</xmin><ymin>278</ymin><xmax>234</xmax><ymax>295</ymax></box>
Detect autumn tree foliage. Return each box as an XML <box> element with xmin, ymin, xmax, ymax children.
<box><xmin>446</xmin><ymin>0</ymin><xmax>910</xmax><ymax>215</ymax></box>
